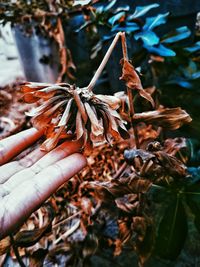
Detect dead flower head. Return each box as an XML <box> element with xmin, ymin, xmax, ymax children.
<box><xmin>22</xmin><ymin>82</ymin><xmax>129</xmax><ymax>151</ymax></box>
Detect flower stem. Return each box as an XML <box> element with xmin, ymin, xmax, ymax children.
<box><xmin>120</xmin><ymin>32</ymin><xmax>139</xmax><ymax>149</ymax></box>
<box><xmin>87</xmin><ymin>32</ymin><xmax>122</xmax><ymax>91</ymax></box>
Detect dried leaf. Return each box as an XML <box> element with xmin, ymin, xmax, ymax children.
<box><xmin>154</xmin><ymin>151</ymin><xmax>188</xmax><ymax>178</ymax></box>
<box><xmin>0</xmin><ymin>236</ymin><xmax>10</xmax><ymax>256</ymax></box>
<box><xmin>118</xmin><ymin>219</ymin><xmax>132</xmax><ymax>244</ymax></box>
<box><xmin>14</xmin><ymin>204</ymin><xmax>54</xmax><ymax>247</ymax></box>
<box><xmin>133</xmin><ymin>107</ymin><xmax>192</xmax><ymax>130</ymax></box>
<box><xmin>115</xmin><ymin>194</ymin><xmax>139</xmax><ymax>213</ymax></box>
<box><xmin>164</xmin><ymin>137</ymin><xmax>188</xmax><ymax>156</ymax></box>
<box><xmin>81</xmin><ymin>175</ymin><xmax>151</xmax><ymax>203</ymax></box>
<box><xmin>120</xmin><ymin>59</ymin><xmax>155</xmax><ymax>107</ymax></box>
<box><xmin>50</xmin><ymin>18</ymin><xmax>76</xmax><ymax>82</ymax></box>
<box><xmin>29</xmin><ymin>248</ymin><xmax>48</xmax><ymax>267</ymax></box>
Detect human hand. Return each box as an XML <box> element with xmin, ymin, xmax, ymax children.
<box><xmin>0</xmin><ymin>128</ymin><xmax>87</xmax><ymax>240</ymax></box>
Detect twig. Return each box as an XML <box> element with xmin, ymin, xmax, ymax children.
<box><xmin>10</xmin><ymin>234</ymin><xmax>26</xmax><ymax>267</ymax></box>
<box><xmin>52</xmin><ymin>211</ymin><xmax>81</xmax><ymax>229</ymax></box>
<box><xmin>120</xmin><ymin>32</ymin><xmax>139</xmax><ymax>148</ymax></box>
<box><xmin>113</xmin><ymin>161</ymin><xmax>128</xmax><ymax>179</ymax></box>
<box><xmin>87</xmin><ymin>32</ymin><xmax>123</xmax><ymax>91</ymax></box>
<box><xmin>53</xmin><ymin>220</ymin><xmax>80</xmax><ymax>245</ymax></box>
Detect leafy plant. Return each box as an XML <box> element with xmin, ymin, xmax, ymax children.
<box><xmin>76</xmin><ymin>1</ymin><xmax>191</xmax><ymax>61</ymax></box>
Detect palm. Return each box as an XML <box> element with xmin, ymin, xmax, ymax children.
<box><xmin>0</xmin><ymin>128</ymin><xmax>86</xmax><ymax>240</ymax></box>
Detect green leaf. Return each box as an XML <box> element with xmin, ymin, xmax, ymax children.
<box><xmin>154</xmin><ymin>195</ymin><xmax>188</xmax><ymax>260</ymax></box>
<box><xmin>108</xmin><ymin>11</ymin><xmax>125</xmax><ymax>26</ymax></box>
<box><xmin>162</xmin><ymin>26</ymin><xmax>191</xmax><ymax>44</ymax></box>
<box><xmin>185</xmin><ymin>183</ymin><xmax>200</xmax><ymax>234</ymax></box>
<box><xmin>127</xmin><ymin>3</ymin><xmax>159</xmax><ymax>20</ymax></box>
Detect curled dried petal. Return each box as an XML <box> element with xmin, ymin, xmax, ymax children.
<box><xmin>95</xmin><ymin>94</ymin><xmax>121</xmax><ymax>109</ymax></box>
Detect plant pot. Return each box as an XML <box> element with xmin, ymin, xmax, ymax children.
<box><xmin>12</xmin><ymin>15</ymin><xmax>95</xmax><ymax>86</ymax></box>
<box><xmin>12</xmin><ymin>26</ymin><xmax>60</xmax><ymax>83</ymax></box>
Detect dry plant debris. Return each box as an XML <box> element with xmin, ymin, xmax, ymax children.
<box><xmin>0</xmin><ymin>81</ymin><xmax>35</xmax><ymax>139</ymax></box>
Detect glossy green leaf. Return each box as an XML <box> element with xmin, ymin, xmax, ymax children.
<box><xmin>185</xmin><ymin>184</ymin><xmax>200</xmax><ymax>234</ymax></box>
<box><xmin>108</xmin><ymin>11</ymin><xmax>125</xmax><ymax>26</ymax></box>
<box><xmin>144</xmin><ymin>12</ymin><xmax>169</xmax><ymax>30</ymax></box>
<box><xmin>111</xmin><ymin>22</ymin><xmax>139</xmax><ymax>33</ymax></box>
<box><xmin>144</xmin><ymin>44</ymin><xmax>176</xmax><ymax>57</ymax></box>
<box><xmin>162</xmin><ymin>26</ymin><xmax>191</xmax><ymax>44</ymax></box>
<box><xmin>127</xmin><ymin>3</ymin><xmax>159</xmax><ymax>20</ymax></box>
<box><xmin>104</xmin><ymin>0</ymin><xmax>117</xmax><ymax>12</ymax></box>
<box><xmin>154</xmin><ymin>195</ymin><xmax>188</xmax><ymax>260</ymax></box>
<box><xmin>184</xmin><ymin>41</ymin><xmax>200</xmax><ymax>53</ymax></box>
<box><xmin>134</xmin><ymin>30</ymin><xmax>160</xmax><ymax>46</ymax></box>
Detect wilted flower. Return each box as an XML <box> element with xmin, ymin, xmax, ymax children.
<box><xmin>22</xmin><ymin>82</ymin><xmax>129</xmax><ymax>151</ymax></box>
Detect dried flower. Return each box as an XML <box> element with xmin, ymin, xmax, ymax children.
<box><xmin>22</xmin><ymin>82</ymin><xmax>129</xmax><ymax>151</ymax></box>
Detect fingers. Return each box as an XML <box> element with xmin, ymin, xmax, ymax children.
<box><xmin>0</xmin><ymin>140</ymin><xmax>83</xmax><ymax>193</ymax></box>
<box><xmin>0</xmin><ymin>147</ymin><xmax>46</xmax><ymax>184</ymax></box>
<box><xmin>0</xmin><ymin>153</ymin><xmax>87</xmax><ymax>240</ymax></box>
<box><xmin>0</xmin><ymin>128</ymin><xmax>43</xmax><ymax>166</ymax></box>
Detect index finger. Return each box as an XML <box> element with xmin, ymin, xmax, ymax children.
<box><xmin>0</xmin><ymin>128</ymin><xmax>43</xmax><ymax>166</ymax></box>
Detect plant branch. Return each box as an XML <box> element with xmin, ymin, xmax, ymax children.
<box><xmin>87</xmin><ymin>32</ymin><xmax>122</xmax><ymax>91</ymax></box>
<box><xmin>120</xmin><ymin>32</ymin><xmax>139</xmax><ymax>148</ymax></box>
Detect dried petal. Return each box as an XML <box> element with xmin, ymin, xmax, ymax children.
<box><xmin>95</xmin><ymin>94</ymin><xmax>121</xmax><ymax>109</ymax></box>
<box><xmin>40</xmin><ymin>126</ymin><xmax>65</xmax><ymax>151</ymax></box>
<box><xmin>58</xmin><ymin>98</ymin><xmax>73</xmax><ymax>126</ymax></box>
<box><xmin>84</xmin><ymin>102</ymin><xmax>104</xmax><ymax>137</ymax></box>
<box><xmin>76</xmin><ymin>111</ymin><xmax>85</xmax><ymax>140</ymax></box>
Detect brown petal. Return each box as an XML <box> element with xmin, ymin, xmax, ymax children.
<box><xmin>90</xmin><ymin>117</ymin><xmax>106</xmax><ymax>145</ymax></box>
<box><xmin>95</xmin><ymin>94</ymin><xmax>121</xmax><ymax>109</ymax></box>
<box><xmin>76</xmin><ymin>111</ymin><xmax>85</xmax><ymax>140</ymax></box>
<box><xmin>40</xmin><ymin>126</ymin><xmax>65</xmax><ymax>151</ymax></box>
<box><xmin>58</xmin><ymin>98</ymin><xmax>73</xmax><ymax>126</ymax></box>
<box><xmin>21</xmin><ymin>83</ymin><xmax>52</xmax><ymax>103</ymax></box>
<box><xmin>84</xmin><ymin>103</ymin><xmax>104</xmax><ymax>137</ymax></box>
<box><xmin>154</xmin><ymin>151</ymin><xmax>188</xmax><ymax>178</ymax></box>
<box><xmin>26</xmin><ymin>96</ymin><xmax>66</xmax><ymax>117</ymax></box>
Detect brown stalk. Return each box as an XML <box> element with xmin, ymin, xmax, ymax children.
<box><xmin>120</xmin><ymin>33</ymin><xmax>139</xmax><ymax>148</ymax></box>
<box><xmin>87</xmin><ymin>32</ymin><xmax>123</xmax><ymax>92</ymax></box>
<box><xmin>86</xmin><ymin>32</ymin><xmax>139</xmax><ymax>148</ymax></box>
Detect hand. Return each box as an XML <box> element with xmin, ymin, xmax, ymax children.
<box><xmin>0</xmin><ymin>128</ymin><xmax>87</xmax><ymax>240</ymax></box>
